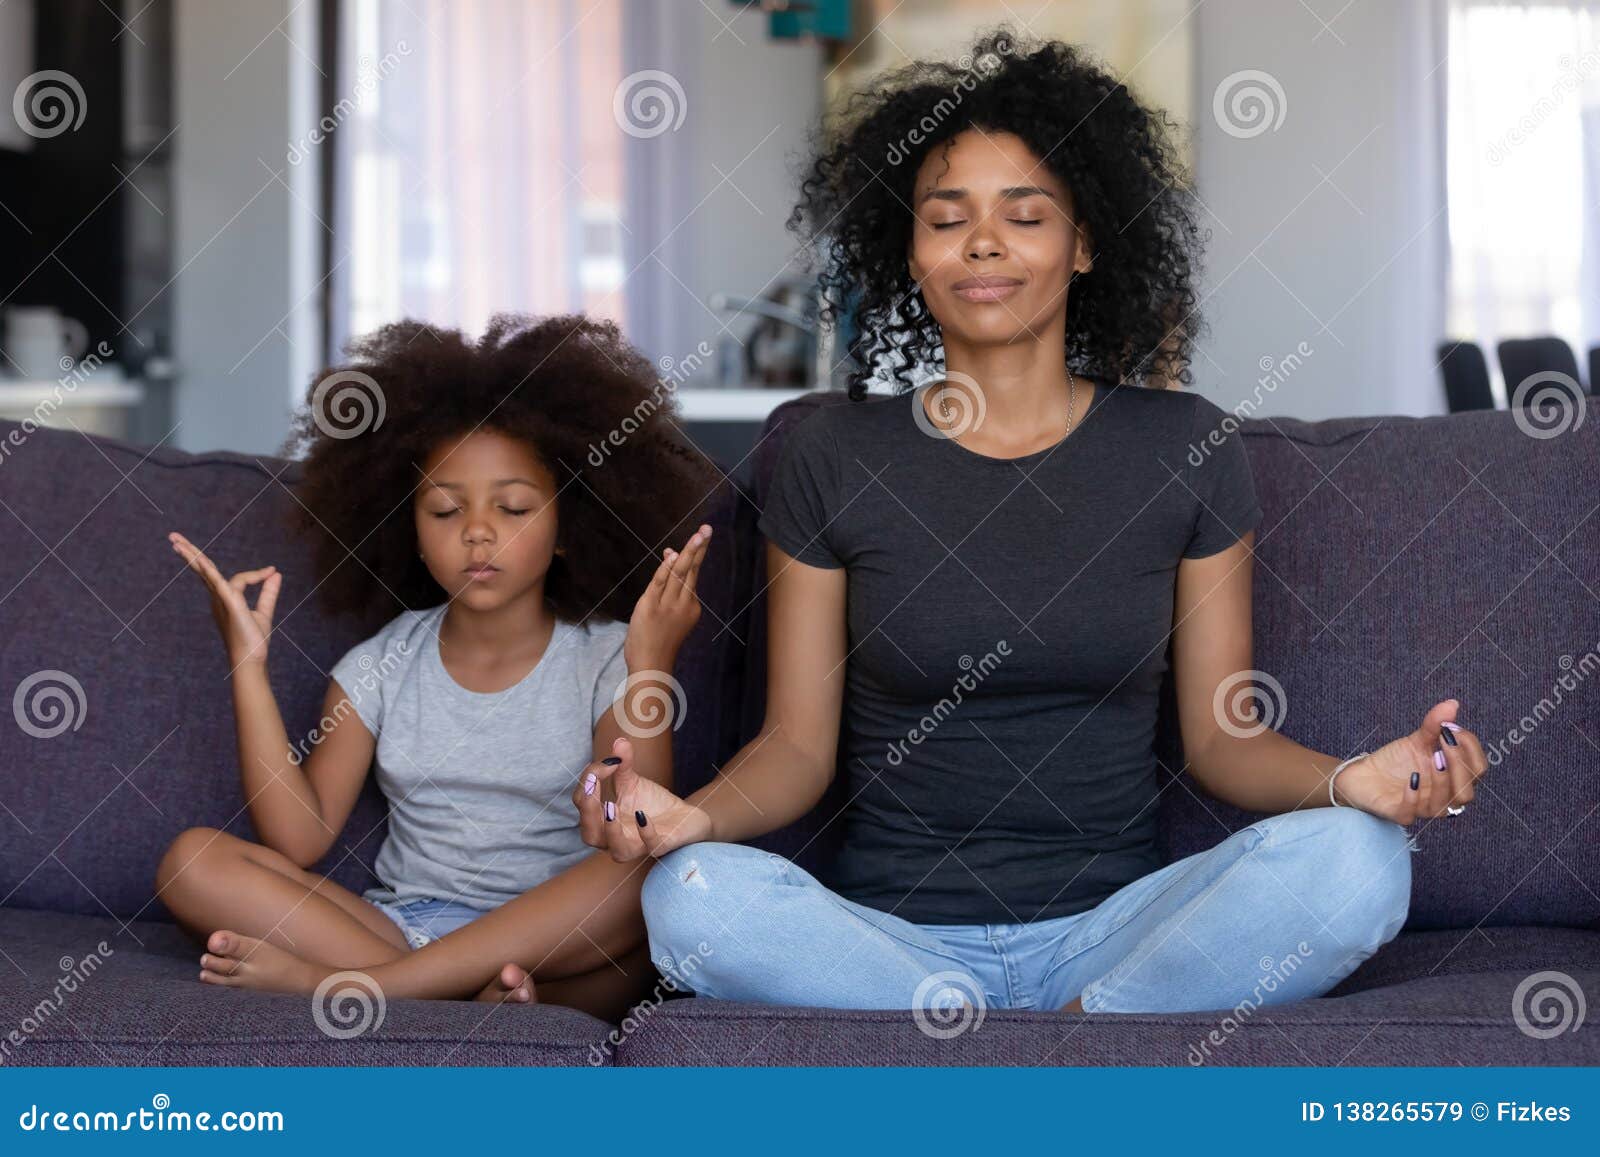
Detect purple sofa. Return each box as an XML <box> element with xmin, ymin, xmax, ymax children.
<box><xmin>1</xmin><ymin>390</ymin><xmax>1596</xmax><ymax>1066</ymax></box>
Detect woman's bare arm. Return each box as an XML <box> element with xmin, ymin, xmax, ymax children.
<box><xmin>689</xmin><ymin>542</ymin><xmax>848</xmax><ymax>840</ymax></box>
<box><xmin>578</xmin><ymin>541</ymin><xmax>848</xmax><ymax>858</ymax></box>
<box><xmin>1169</xmin><ymin>531</ymin><xmax>1345</xmax><ymax>811</ymax></box>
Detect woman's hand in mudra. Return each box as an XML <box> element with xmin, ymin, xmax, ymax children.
<box><xmin>1332</xmin><ymin>699</ymin><xmax>1488</xmax><ymax>823</ymax></box>
<box><xmin>572</xmin><ymin>737</ymin><xmax>713</xmax><ymax>862</ymax></box>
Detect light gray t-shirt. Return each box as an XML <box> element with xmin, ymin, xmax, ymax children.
<box><xmin>329</xmin><ymin>603</ymin><xmax>629</xmax><ymax>909</ymax></box>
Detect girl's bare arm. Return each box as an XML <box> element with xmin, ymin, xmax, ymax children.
<box><xmin>168</xmin><ymin>532</ymin><xmax>372</xmax><ymax>867</ymax></box>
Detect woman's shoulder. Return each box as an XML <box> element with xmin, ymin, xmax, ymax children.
<box><xmin>789</xmin><ymin>389</ymin><xmax>910</xmax><ymax>441</ymax></box>
<box><xmin>1096</xmin><ymin>381</ymin><xmax>1225</xmax><ymax>443</ymax></box>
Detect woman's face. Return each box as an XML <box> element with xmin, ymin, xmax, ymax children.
<box><xmin>412</xmin><ymin>428</ymin><xmax>560</xmax><ymax>610</ymax></box>
<box><xmin>907</xmin><ymin>128</ymin><xmax>1094</xmax><ymax>350</ymax></box>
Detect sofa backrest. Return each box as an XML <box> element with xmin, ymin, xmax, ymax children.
<box><xmin>731</xmin><ymin>390</ymin><xmax>1600</xmax><ymax>932</ymax></box>
<box><xmin>0</xmin><ymin>418</ymin><xmax>740</xmax><ymax>921</ymax></box>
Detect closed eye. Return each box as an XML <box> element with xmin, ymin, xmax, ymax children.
<box><xmin>931</xmin><ymin>219</ymin><xmax>1043</xmax><ymax>229</ymax></box>
<box><xmin>499</xmin><ymin>507</ymin><xmax>530</xmax><ymax>516</ymax></box>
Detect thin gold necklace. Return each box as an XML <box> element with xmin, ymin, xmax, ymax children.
<box><xmin>939</xmin><ymin>367</ymin><xmax>1078</xmax><ymax>443</ymax></box>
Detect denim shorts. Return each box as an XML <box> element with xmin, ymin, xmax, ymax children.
<box><xmin>367</xmin><ymin>895</ymin><xmax>490</xmax><ymax>950</ymax></box>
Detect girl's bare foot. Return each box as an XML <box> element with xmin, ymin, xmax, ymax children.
<box><xmin>474</xmin><ymin>963</ymin><xmax>537</xmax><ymax>1004</ymax></box>
<box><xmin>199</xmin><ymin>930</ymin><xmax>328</xmax><ymax>994</ymax></box>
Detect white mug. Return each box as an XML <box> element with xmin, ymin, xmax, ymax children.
<box><xmin>4</xmin><ymin>306</ymin><xmax>90</xmax><ymax>381</ymax></box>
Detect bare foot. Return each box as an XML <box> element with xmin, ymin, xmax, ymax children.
<box><xmin>198</xmin><ymin>930</ymin><xmax>328</xmax><ymax>994</ymax></box>
<box><xmin>474</xmin><ymin>963</ymin><xmax>537</xmax><ymax>1005</ymax></box>
<box><xmin>1060</xmin><ymin>995</ymin><xmax>1086</xmax><ymax>1013</ymax></box>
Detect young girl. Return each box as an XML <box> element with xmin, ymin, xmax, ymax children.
<box><xmin>154</xmin><ymin>313</ymin><xmax>717</xmax><ymax>1019</ymax></box>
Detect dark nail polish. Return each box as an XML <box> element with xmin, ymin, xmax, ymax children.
<box><xmin>601</xmin><ymin>756</ymin><xmax>622</xmax><ymax>766</ymax></box>
<box><xmin>1440</xmin><ymin>728</ymin><xmax>1457</xmax><ymax>747</ymax></box>
<box><xmin>1409</xmin><ymin>771</ymin><xmax>1420</xmax><ymax>790</ymax></box>
<box><xmin>604</xmin><ymin>801</ymin><xmax>616</xmax><ymax>821</ymax></box>
<box><xmin>635</xmin><ymin>810</ymin><xmax>648</xmax><ymax>827</ymax></box>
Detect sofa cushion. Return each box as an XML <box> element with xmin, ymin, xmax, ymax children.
<box><xmin>612</xmin><ymin>924</ymin><xmax>1600</xmax><ymax>1065</ymax></box>
<box><xmin>0</xmin><ymin>418</ymin><xmax>740</xmax><ymax>920</ymax></box>
<box><xmin>737</xmin><ymin>393</ymin><xmax>1600</xmax><ymax>932</ymax></box>
<box><xmin>0</xmin><ymin>907</ymin><xmax>617</xmax><ymax>1065</ymax></box>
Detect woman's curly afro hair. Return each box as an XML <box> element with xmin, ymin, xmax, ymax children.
<box><xmin>789</xmin><ymin>26</ymin><xmax>1206</xmax><ymax>399</ymax></box>
<box><xmin>284</xmin><ymin>313</ymin><xmax>720</xmax><ymax>628</ymax></box>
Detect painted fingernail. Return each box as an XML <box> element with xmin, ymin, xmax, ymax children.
<box><xmin>1441</xmin><ymin>721</ymin><xmax>1462</xmax><ymax>732</ymax></box>
<box><xmin>1440</xmin><ymin>727</ymin><xmax>1458</xmax><ymax>745</ymax></box>
<box><xmin>601</xmin><ymin>756</ymin><xmax>622</xmax><ymax>766</ymax></box>
<box><xmin>635</xmin><ymin>810</ymin><xmax>648</xmax><ymax>827</ymax></box>
<box><xmin>583</xmin><ymin>772</ymin><xmax>597</xmax><ymax>795</ymax></box>
<box><xmin>1433</xmin><ymin>749</ymin><xmax>1447</xmax><ymax>771</ymax></box>
<box><xmin>1409</xmin><ymin>771</ymin><xmax>1420</xmax><ymax>790</ymax></box>
<box><xmin>604</xmin><ymin>801</ymin><xmax>616</xmax><ymax>822</ymax></box>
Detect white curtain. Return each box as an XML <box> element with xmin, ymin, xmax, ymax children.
<box><xmin>330</xmin><ymin>0</ymin><xmax>632</xmax><ymax>355</ymax></box>
<box><xmin>1447</xmin><ymin>0</ymin><xmax>1600</xmax><ymax>399</ymax></box>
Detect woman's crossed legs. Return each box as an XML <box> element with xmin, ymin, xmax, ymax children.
<box><xmin>641</xmin><ymin>807</ymin><xmax>1413</xmax><ymax>1014</ymax></box>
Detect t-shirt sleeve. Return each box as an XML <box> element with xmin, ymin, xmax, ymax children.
<box><xmin>1182</xmin><ymin>394</ymin><xmax>1263</xmax><ymax>559</ymax></box>
<box><xmin>329</xmin><ymin>628</ymin><xmax>397</xmax><ymax>737</ymax></box>
<box><xmin>590</xmin><ymin>622</ymin><xmax>630</xmax><ymax>727</ymax></box>
<box><xmin>757</xmin><ymin>410</ymin><xmax>844</xmax><ymax>569</ymax></box>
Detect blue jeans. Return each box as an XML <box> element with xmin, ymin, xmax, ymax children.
<box><xmin>641</xmin><ymin>807</ymin><xmax>1412</xmax><ymax>1013</ymax></box>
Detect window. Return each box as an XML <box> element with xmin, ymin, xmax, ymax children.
<box><xmin>330</xmin><ymin>0</ymin><xmax>627</xmax><ymax>354</ymax></box>
<box><xmin>1446</xmin><ymin>0</ymin><xmax>1600</xmax><ymax>398</ymax></box>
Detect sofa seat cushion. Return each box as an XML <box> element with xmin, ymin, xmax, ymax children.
<box><xmin>614</xmin><ymin>969</ymin><xmax>1599</xmax><ymax>1066</ymax></box>
<box><xmin>0</xmin><ymin>908</ymin><xmax>617</xmax><ymax>1065</ymax></box>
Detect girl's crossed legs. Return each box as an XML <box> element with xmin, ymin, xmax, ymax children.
<box><xmin>154</xmin><ymin>827</ymin><xmax>656</xmax><ymax>1019</ymax></box>
<box><xmin>640</xmin><ymin>806</ymin><xmax>1413</xmax><ymax>1014</ymax></box>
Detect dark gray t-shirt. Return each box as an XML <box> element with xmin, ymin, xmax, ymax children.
<box><xmin>757</xmin><ymin>382</ymin><xmax>1262</xmax><ymax>925</ymax></box>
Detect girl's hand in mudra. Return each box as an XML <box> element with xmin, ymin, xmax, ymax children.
<box><xmin>1333</xmin><ymin>699</ymin><xmax>1488</xmax><ymax>823</ymax></box>
<box><xmin>168</xmin><ymin>531</ymin><xmax>281</xmax><ymax>670</ymax></box>
<box><xmin>572</xmin><ymin>737</ymin><xmax>712</xmax><ymax>862</ymax></box>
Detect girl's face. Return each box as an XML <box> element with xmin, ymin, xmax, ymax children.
<box><xmin>906</xmin><ymin>128</ymin><xmax>1094</xmax><ymax>349</ymax></box>
<box><xmin>413</xmin><ymin>428</ymin><xmax>560</xmax><ymax>610</ymax></box>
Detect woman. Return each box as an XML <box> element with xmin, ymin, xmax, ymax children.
<box><xmin>584</xmin><ymin>31</ymin><xmax>1489</xmax><ymax>1016</ymax></box>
